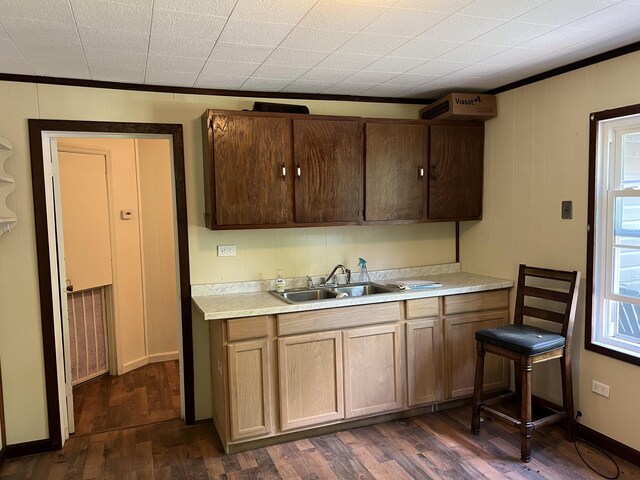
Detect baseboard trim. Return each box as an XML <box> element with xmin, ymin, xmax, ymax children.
<box><xmin>147</xmin><ymin>351</ymin><xmax>179</xmax><ymax>363</ymax></box>
<box><xmin>576</xmin><ymin>423</ymin><xmax>640</xmax><ymax>467</ymax></box>
<box><xmin>122</xmin><ymin>356</ymin><xmax>149</xmax><ymax>374</ymax></box>
<box><xmin>0</xmin><ymin>445</ymin><xmax>6</xmax><ymax>467</ymax></box>
<box><xmin>2</xmin><ymin>439</ymin><xmax>55</xmax><ymax>459</ymax></box>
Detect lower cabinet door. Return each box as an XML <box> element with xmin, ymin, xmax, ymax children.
<box><xmin>406</xmin><ymin>318</ymin><xmax>441</xmax><ymax>406</ymax></box>
<box><xmin>227</xmin><ymin>339</ymin><xmax>271</xmax><ymax>441</ymax></box>
<box><xmin>278</xmin><ymin>331</ymin><xmax>344</xmax><ymax>431</ymax></box>
<box><xmin>343</xmin><ymin>324</ymin><xmax>402</xmax><ymax>418</ymax></box>
<box><xmin>444</xmin><ymin>310</ymin><xmax>509</xmax><ymax>399</ymax></box>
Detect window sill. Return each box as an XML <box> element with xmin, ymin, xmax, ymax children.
<box><xmin>585</xmin><ymin>340</ymin><xmax>640</xmax><ymax>367</ymax></box>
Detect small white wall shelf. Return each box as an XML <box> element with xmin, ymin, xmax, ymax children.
<box><xmin>0</xmin><ymin>137</ymin><xmax>16</xmax><ymax>236</ymax></box>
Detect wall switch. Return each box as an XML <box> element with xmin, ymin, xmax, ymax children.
<box><xmin>561</xmin><ymin>200</ymin><xmax>573</xmax><ymax>219</ymax></box>
<box><xmin>592</xmin><ymin>380</ymin><xmax>610</xmax><ymax>398</ymax></box>
<box><xmin>217</xmin><ymin>245</ymin><xmax>236</xmax><ymax>257</ymax></box>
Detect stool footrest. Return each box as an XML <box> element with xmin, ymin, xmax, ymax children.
<box><xmin>482</xmin><ymin>406</ymin><xmax>521</xmax><ymax>428</ymax></box>
<box><xmin>532</xmin><ymin>411</ymin><xmax>567</xmax><ymax>429</ymax></box>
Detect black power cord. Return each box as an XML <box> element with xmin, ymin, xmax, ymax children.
<box><xmin>574</xmin><ymin>411</ymin><xmax>621</xmax><ymax>479</ymax></box>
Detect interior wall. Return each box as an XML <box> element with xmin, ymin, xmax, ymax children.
<box><xmin>136</xmin><ymin>138</ymin><xmax>179</xmax><ymax>361</ymax></box>
<box><xmin>57</xmin><ymin>137</ymin><xmax>147</xmax><ymax>374</ymax></box>
<box><xmin>460</xmin><ymin>50</ymin><xmax>640</xmax><ymax>451</ymax></box>
<box><xmin>0</xmin><ymin>82</ymin><xmax>452</xmax><ymax>443</ymax></box>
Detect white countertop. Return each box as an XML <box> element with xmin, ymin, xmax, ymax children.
<box><xmin>192</xmin><ymin>271</ymin><xmax>514</xmax><ymax>321</ymax></box>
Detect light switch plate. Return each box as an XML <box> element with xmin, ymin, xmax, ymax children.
<box><xmin>561</xmin><ymin>200</ymin><xmax>572</xmax><ymax>219</ymax></box>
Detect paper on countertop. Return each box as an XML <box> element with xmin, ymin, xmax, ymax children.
<box><xmin>391</xmin><ymin>280</ymin><xmax>443</xmax><ymax>290</ymax></box>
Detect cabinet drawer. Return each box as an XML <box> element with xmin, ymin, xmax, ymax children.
<box><xmin>278</xmin><ymin>302</ymin><xmax>401</xmax><ymax>336</ymax></box>
<box><xmin>227</xmin><ymin>316</ymin><xmax>270</xmax><ymax>342</ymax></box>
<box><xmin>444</xmin><ymin>290</ymin><xmax>508</xmax><ymax>315</ymax></box>
<box><xmin>405</xmin><ymin>297</ymin><xmax>439</xmax><ymax>319</ymax></box>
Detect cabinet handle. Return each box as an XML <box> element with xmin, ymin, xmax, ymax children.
<box><xmin>296</xmin><ymin>166</ymin><xmax>301</xmax><ymax>178</ymax></box>
<box><xmin>281</xmin><ymin>163</ymin><xmax>286</xmax><ymax>179</ymax></box>
<box><xmin>418</xmin><ymin>166</ymin><xmax>424</xmax><ymax>179</ymax></box>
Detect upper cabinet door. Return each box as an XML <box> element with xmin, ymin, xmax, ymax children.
<box><xmin>293</xmin><ymin>118</ymin><xmax>362</xmax><ymax>224</ymax></box>
<box><xmin>364</xmin><ymin>121</ymin><xmax>427</xmax><ymax>222</ymax></box>
<box><xmin>211</xmin><ymin>114</ymin><xmax>292</xmax><ymax>226</ymax></box>
<box><xmin>429</xmin><ymin>124</ymin><xmax>484</xmax><ymax>220</ymax></box>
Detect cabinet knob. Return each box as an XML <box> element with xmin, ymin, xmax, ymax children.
<box><xmin>296</xmin><ymin>166</ymin><xmax>301</xmax><ymax>178</ymax></box>
<box><xmin>418</xmin><ymin>166</ymin><xmax>424</xmax><ymax>179</ymax></box>
<box><xmin>281</xmin><ymin>163</ymin><xmax>286</xmax><ymax>179</ymax></box>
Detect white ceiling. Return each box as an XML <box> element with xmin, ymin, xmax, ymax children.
<box><xmin>1</xmin><ymin>0</ymin><xmax>640</xmax><ymax>99</ymax></box>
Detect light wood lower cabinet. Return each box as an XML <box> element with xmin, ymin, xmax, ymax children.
<box><xmin>278</xmin><ymin>331</ymin><xmax>344</xmax><ymax>431</ymax></box>
<box><xmin>343</xmin><ymin>324</ymin><xmax>402</xmax><ymax>418</ymax></box>
<box><xmin>443</xmin><ymin>310</ymin><xmax>509</xmax><ymax>399</ymax></box>
<box><xmin>406</xmin><ymin>318</ymin><xmax>441</xmax><ymax>406</ymax></box>
<box><xmin>209</xmin><ymin>289</ymin><xmax>511</xmax><ymax>452</ymax></box>
<box><xmin>227</xmin><ymin>339</ymin><xmax>271</xmax><ymax>441</ymax></box>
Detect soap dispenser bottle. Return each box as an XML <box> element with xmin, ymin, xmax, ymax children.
<box><xmin>357</xmin><ymin>258</ymin><xmax>371</xmax><ymax>283</ymax></box>
<box><xmin>276</xmin><ymin>270</ymin><xmax>286</xmax><ymax>293</ymax></box>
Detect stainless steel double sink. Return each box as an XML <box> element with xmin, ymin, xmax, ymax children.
<box><xmin>270</xmin><ymin>282</ymin><xmax>396</xmax><ymax>304</ymax></box>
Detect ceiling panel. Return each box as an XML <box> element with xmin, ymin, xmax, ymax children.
<box><xmin>148</xmin><ymin>34</ymin><xmax>215</xmax><ymax>58</ymax></box>
<box><xmin>151</xmin><ymin>9</ymin><xmax>226</xmax><ymax>39</ymax></box>
<box><xmin>2</xmin><ymin>18</ymin><xmax>80</xmax><ymax>46</ymax></box>
<box><xmin>364</xmin><ymin>8</ymin><xmax>448</xmax><ymax>37</ymax></box>
<box><xmin>153</xmin><ymin>0</ymin><xmax>236</xmax><ymax>17</ymax></box>
<box><xmin>279</xmin><ymin>26</ymin><xmax>354</xmax><ymax>52</ymax></box>
<box><xmin>316</xmin><ymin>52</ymin><xmax>378</xmax><ymax>71</ymax></box>
<box><xmin>71</xmin><ymin>0</ymin><xmax>152</xmax><ymax>32</ymax></box>
<box><xmin>420</xmin><ymin>14</ymin><xmax>503</xmax><ymax>43</ymax></box>
<box><xmin>300</xmin><ymin>0</ymin><xmax>389</xmax><ymax>32</ymax></box>
<box><xmin>0</xmin><ymin>1</ymin><xmax>638</xmax><ymax>99</ymax></box>
<box><xmin>338</xmin><ymin>34</ymin><xmax>410</xmax><ymax>56</ymax></box>
<box><xmin>78</xmin><ymin>26</ymin><xmax>149</xmax><ymax>53</ymax></box>
<box><xmin>146</xmin><ymin>54</ymin><xmax>206</xmax><ymax>73</ymax></box>
<box><xmin>91</xmin><ymin>66</ymin><xmax>146</xmax><ymax>83</ymax></box>
<box><xmin>216</xmin><ymin>20</ymin><xmax>295</xmax><ymax>46</ymax></box>
<box><xmin>232</xmin><ymin>0</ymin><xmax>318</xmax><ymax>24</ymax></box>
<box><xmin>252</xmin><ymin>63</ymin><xmax>308</xmax><ymax>80</ymax></box>
<box><xmin>264</xmin><ymin>48</ymin><xmax>329</xmax><ymax>68</ymax></box>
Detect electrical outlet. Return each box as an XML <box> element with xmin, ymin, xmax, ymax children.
<box><xmin>217</xmin><ymin>245</ymin><xmax>236</xmax><ymax>257</ymax></box>
<box><xmin>592</xmin><ymin>380</ymin><xmax>610</xmax><ymax>398</ymax></box>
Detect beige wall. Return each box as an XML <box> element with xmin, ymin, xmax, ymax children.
<box><xmin>0</xmin><ymin>82</ymin><xmax>457</xmax><ymax>444</ymax></box>
<box><xmin>137</xmin><ymin>139</ymin><xmax>179</xmax><ymax>360</ymax></box>
<box><xmin>460</xmin><ymin>51</ymin><xmax>640</xmax><ymax>450</ymax></box>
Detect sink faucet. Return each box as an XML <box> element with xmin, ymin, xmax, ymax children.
<box><xmin>322</xmin><ymin>264</ymin><xmax>351</xmax><ymax>286</ymax></box>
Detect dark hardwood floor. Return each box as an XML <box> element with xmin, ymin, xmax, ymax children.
<box><xmin>2</xmin><ymin>404</ymin><xmax>637</xmax><ymax>479</ymax></box>
<box><xmin>72</xmin><ymin>360</ymin><xmax>181</xmax><ymax>436</ymax></box>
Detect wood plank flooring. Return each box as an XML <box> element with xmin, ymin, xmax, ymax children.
<box><xmin>72</xmin><ymin>360</ymin><xmax>181</xmax><ymax>436</ymax></box>
<box><xmin>2</xmin><ymin>404</ymin><xmax>637</xmax><ymax>479</ymax></box>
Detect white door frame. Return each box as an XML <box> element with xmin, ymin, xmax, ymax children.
<box><xmin>41</xmin><ymin>131</ymin><xmax>184</xmax><ymax>445</ymax></box>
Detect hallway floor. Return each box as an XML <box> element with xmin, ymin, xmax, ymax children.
<box><xmin>72</xmin><ymin>360</ymin><xmax>180</xmax><ymax>436</ymax></box>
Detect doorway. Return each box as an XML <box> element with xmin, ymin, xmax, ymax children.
<box><xmin>56</xmin><ymin>137</ymin><xmax>182</xmax><ymax>436</ymax></box>
<box><xmin>28</xmin><ymin>120</ymin><xmax>193</xmax><ymax>451</ymax></box>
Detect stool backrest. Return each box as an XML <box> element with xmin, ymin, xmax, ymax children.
<box><xmin>514</xmin><ymin>265</ymin><xmax>581</xmax><ymax>342</ymax></box>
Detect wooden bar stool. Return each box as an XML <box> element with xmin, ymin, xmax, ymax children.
<box><xmin>470</xmin><ymin>264</ymin><xmax>581</xmax><ymax>462</ymax></box>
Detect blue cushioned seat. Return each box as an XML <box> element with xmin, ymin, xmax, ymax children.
<box><xmin>475</xmin><ymin>324</ymin><xmax>565</xmax><ymax>355</ymax></box>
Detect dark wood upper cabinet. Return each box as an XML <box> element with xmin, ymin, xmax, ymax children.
<box><xmin>428</xmin><ymin>123</ymin><xmax>484</xmax><ymax>220</ymax></box>
<box><xmin>293</xmin><ymin>118</ymin><xmax>362</xmax><ymax>224</ymax></box>
<box><xmin>202</xmin><ymin>109</ymin><xmax>485</xmax><ymax>229</ymax></box>
<box><xmin>203</xmin><ymin>112</ymin><xmax>292</xmax><ymax>227</ymax></box>
<box><xmin>364</xmin><ymin>120</ymin><xmax>428</xmax><ymax>222</ymax></box>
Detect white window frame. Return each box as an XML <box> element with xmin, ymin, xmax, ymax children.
<box><xmin>593</xmin><ymin>114</ymin><xmax>640</xmax><ymax>359</ymax></box>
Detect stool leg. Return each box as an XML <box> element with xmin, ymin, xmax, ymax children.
<box><xmin>560</xmin><ymin>354</ymin><xmax>575</xmax><ymax>441</ymax></box>
<box><xmin>520</xmin><ymin>359</ymin><xmax>533</xmax><ymax>462</ymax></box>
<box><xmin>471</xmin><ymin>341</ymin><xmax>485</xmax><ymax>435</ymax></box>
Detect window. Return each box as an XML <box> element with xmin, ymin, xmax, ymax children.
<box><xmin>588</xmin><ymin>104</ymin><xmax>640</xmax><ymax>365</ymax></box>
